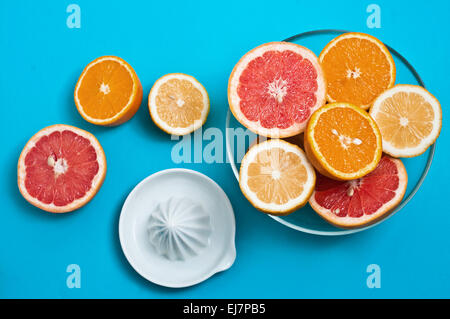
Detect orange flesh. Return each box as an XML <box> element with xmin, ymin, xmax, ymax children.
<box><xmin>322</xmin><ymin>37</ymin><xmax>393</xmax><ymax>106</ymax></box>
<box><xmin>156</xmin><ymin>79</ymin><xmax>204</xmax><ymax>128</ymax></box>
<box><xmin>77</xmin><ymin>60</ymin><xmax>134</xmax><ymax>119</ymax></box>
<box><xmin>376</xmin><ymin>92</ymin><xmax>434</xmax><ymax>148</ymax></box>
<box><xmin>246</xmin><ymin>148</ymin><xmax>307</xmax><ymax>204</ymax></box>
<box><xmin>313</xmin><ymin>108</ymin><xmax>378</xmax><ymax>174</ymax></box>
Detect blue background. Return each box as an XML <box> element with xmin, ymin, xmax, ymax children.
<box><xmin>1</xmin><ymin>0</ymin><xmax>449</xmax><ymax>298</ymax></box>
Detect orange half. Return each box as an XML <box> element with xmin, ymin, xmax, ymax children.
<box><xmin>74</xmin><ymin>56</ymin><xmax>143</xmax><ymax>126</ymax></box>
<box><xmin>305</xmin><ymin>103</ymin><xmax>382</xmax><ymax>180</ymax></box>
<box><xmin>319</xmin><ymin>32</ymin><xmax>395</xmax><ymax>109</ymax></box>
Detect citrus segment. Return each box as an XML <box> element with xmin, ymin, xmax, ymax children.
<box><xmin>228</xmin><ymin>42</ymin><xmax>326</xmax><ymax>138</ymax></box>
<box><xmin>239</xmin><ymin>139</ymin><xmax>316</xmax><ymax>215</ymax></box>
<box><xmin>369</xmin><ymin>85</ymin><xmax>442</xmax><ymax>157</ymax></box>
<box><xmin>309</xmin><ymin>155</ymin><xmax>407</xmax><ymax>228</ymax></box>
<box><xmin>18</xmin><ymin>125</ymin><xmax>106</xmax><ymax>213</ymax></box>
<box><xmin>319</xmin><ymin>32</ymin><xmax>395</xmax><ymax>109</ymax></box>
<box><xmin>149</xmin><ymin>73</ymin><xmax>209</xmax><ymax>135</ymax></box>
<box><xmin>74</xmin><ymin>56</ymin><xmax>143</xmax><ymax>126</ymax></box>
<box><xmin>305</xmin><ymin>102</ymin><xmax>382</xmax><ymax>180</ymax></box>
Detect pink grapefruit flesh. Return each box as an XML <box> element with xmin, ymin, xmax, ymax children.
<box><xmin>309</xmin><ymin>155</ymin><xmax>407</xmax><ymax>229</ymax></box>
<box><xmin>228</xmin><ymin>42</ymin><xmax>326</xmax><ymax>138</ymax></box>
<box><xmin>18</xmin><ymin>124</ymin><xmax>106</xmax><ymax>213</ymax></box>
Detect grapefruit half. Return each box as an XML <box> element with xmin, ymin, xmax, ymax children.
<box><xmin>18</xmin><ymin>124</ymin><xmax>107</xmax><ymax>213</ymax></box>
<box><xmin>228</xmin><ymin>42</ymin><xmax>326</xmax><ymax>138</ymax></box>
<box><xmin>309</xmin><ymin>155</ymin><xmax>407</xmax><ymax>229</ymax></box>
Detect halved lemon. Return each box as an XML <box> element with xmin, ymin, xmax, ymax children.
<box><xmin>369</xmin><ymin>84</ymin><xmax>442</xmax><ymax>157</ymax></box>
<box><xmin>239</xmin><ymin>139</ymin><xmax>316</xmax><ymax>215</ymax></box>
<box><xmin>148</xmin><ymin>73</ymin><xmax>209</xmax><ymax>135</ymax></box>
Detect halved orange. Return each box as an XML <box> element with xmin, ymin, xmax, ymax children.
<box><xmin>369</xmin><ymin>84</ymin><xmax>442</xmax><ymax>157</ymax></box>
<box><xmin>74</xmin><ymin>56</ymin><xmax>143</xmax><ymax>126</ymax></box>
<box><xmin>239</xmin><ymin>139</ymin><xmax>316</xmax><ymax>215</ymax></box>
<box><xmin>304</xmin><ymin>102</ymin><xmax>382</xmax><ymax>180</ymax></box>
<box><xmin>148</xmin><ymin>73</ymin><xmax>209</xmax><ymax>135</ymax></box>
<box><xmin>319</xmin><ymin>32</ymin><xmax>395</xmax><ymax>109</ymax></box>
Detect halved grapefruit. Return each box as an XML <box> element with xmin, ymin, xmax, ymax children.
<box><xmin>309</xmin><ymin>155</ymin><xmax>407</xmax><ymax>229</ymax></box>
<box><xmin>228</xmin><ymin>42</ymin><xmax>326</xmax><ymax>138</ymax></box>
<box><xmin>18</xmin><ymin>124</ymin><xmax>107</xmax><ymax>213</ymax></box>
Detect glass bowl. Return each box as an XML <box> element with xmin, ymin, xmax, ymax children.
<box><xmin>225</xmin><ymin>29</ymin><xmax>435</xmax><ymax>236</ymax></box>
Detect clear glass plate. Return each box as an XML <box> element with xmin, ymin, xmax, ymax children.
<box><xmin>225</xmin><ymin>29</ymin><xmax>435</xmax><ymax>236</ymax></box>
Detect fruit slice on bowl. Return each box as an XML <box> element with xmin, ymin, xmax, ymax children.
<box><xmin>319</xmin><ymin>32</ymin><xmax>395</xmax><ymax>109</ymax></box>
<box><xmin>18</xmin><ymin>124</ymin><xmax>106</xmax><ymax>213</ymax></box>
<box><xmin>304</xmin><ymin>102</ymin><xmax>382</xmax><ymax>181</ymax></box>
<box><xmin>74</xmin><ymin>56</ymin><xmax>143</xmax><ymax>126</ymax></box>
<box><xmin>369</xmin><ymin>84</ymin><xmax>442</xmax><ymax>158</ymax></box>
<box><xmin>309</xmin><ymin>155</ymin><xmax>407</xmax><ymax>229</ymax></box>
<box><xmin>239</xmin><ymin>139</ymin><xmax>316</xmax><ymax>215</ymax></box>
<box><xmin>148</xmin><ymin>73</ymin><xmax>209</xmax><ymax>136</ymax></box>
<box><xmin>228</xmin><ymin>42</ymin><xmax>326</xmax><ymax>138</ymax></box>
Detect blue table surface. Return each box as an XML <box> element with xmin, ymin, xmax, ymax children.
<box><xmin>1</xmin><ymin>0</ymin><xmax>449</xmax><ymax>298</ymax></box>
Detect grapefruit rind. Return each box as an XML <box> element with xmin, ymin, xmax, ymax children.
<box><xmin>17</xmin><ymin>124</ymin><xmax>107</xmax><ymax>213</ymax></box>
<box><xmin>228</xmin><ymin>42</ymin><xmax>326</xmax><ymax>138</ymax></box>
<box><xmin>74</xmin><ymin>56</ymin><xmax>143</xmax><ymax>126</ymax></box>
<box><xmin>369</xmin><ymin>84</ymin><xmax>442</xmax><ymax>158</ymax></box>
<box><xmin>239</xmin><ymin>139</ymin><xmax>316</xmax><ymax>215</ymax></box>
<box><xmin>309</xmin><ymin>157</ymin><xmax>408</xmax><ymax>229</ymax></box>
<box><xmin>319</xmin><ymin>32</ymin><xmax>396</xmax><ymax>110</ymax></box>
<box><xmin>305</xmin><ymin>102</ymin><xmax>383</xmax><ymax>181</ymax></box>
<box><xmin>148</xmin><ymin>73</ymin><xmax>210</xmax><ymax>136</ymax></box>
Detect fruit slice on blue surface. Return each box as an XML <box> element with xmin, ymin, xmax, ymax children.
<box><xmin>18</xmin><ymin>124</ymin><xmax>106</xmax><ymax>213</ymax></box>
